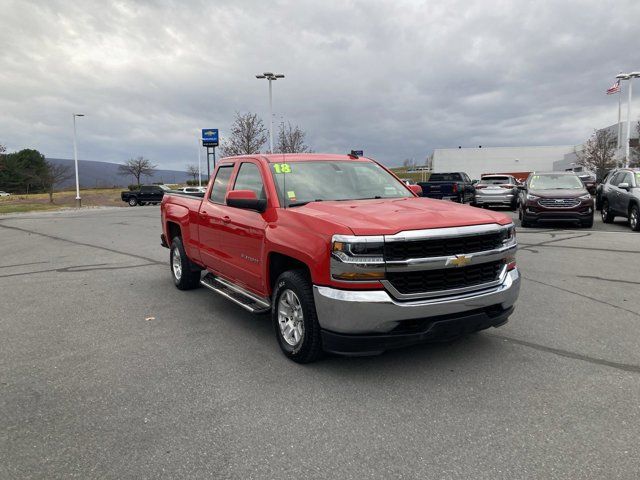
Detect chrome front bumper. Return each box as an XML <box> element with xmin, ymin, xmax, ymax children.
<box><xmin>313</xmin><ymin>268</ymin><xmax>520</xmax><ymax>335</ymax></box>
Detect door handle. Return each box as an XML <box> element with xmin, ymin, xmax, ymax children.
<box><xmin>222</xmin><ymin>216</ymin><xmax>231</xmax><ymax>223</ymax></box>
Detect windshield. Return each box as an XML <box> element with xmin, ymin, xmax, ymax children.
<box><xmin>529</xmin><ymin>174</ymin><xmax>584</xmax><ymax>190</ymax></box>
<box><xmin>635</xmin><ymin>172</ymin><xmax>640</xmax><ymax>184</ymax></box>
<box><xmin>481</xmin><ymin>176</ymin><xmax>511</xmax><ymax>184</ymax></box>
<box><xmin>269</xmin><ymin>160</ymin><xmax>412</xmax><ymax>206</ymax></box>
<box><xmin>429</xmin><ymin>173</ymin><xmax>462</xmax><ymax>181</ymax></box>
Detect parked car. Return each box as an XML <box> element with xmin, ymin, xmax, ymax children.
<box><xmin>121</xmin><ymin>185</ymin><xmax>169</xmax><ymax>206</ymax></box>
<box><xmin>180</xmin><ymin>186</ymin><xmax>207</xmax><ymax>194</ymax></box>
<box><xmin>595</xmin><ymin>169</ymin><xmax>617</xmax><ymax>210</ymax></box>
<box><xmin>161</xmin><ymin>153</ymin><xmax>519</xmax><ymax>363</ymax></box>
<box><xmin>472</xmin><ymin>175</ymin><xmax>518</xmax><ymax>209</ymax></box>
<box><xmin>0</xmin><ymin>191</ymin><xmax>11</xmax><ymax>197</ymax></box>
<box><xmin>600</xmin><ymin>168</ymin><xmax>640</xmax><ymax>231</ymax></box>
<box><xmin>417</xmin><ymin>172</ymin><xmax>475</xmax><ymax>203</ymax></box>
<box><xmin>576</xmin><ymin>171</ymin><xmax>597</xmax><ymax>195</ymax></box>
<box><xmin>518</xmin><ymin>172</ymin><xmax>594</xmax><ymax>228</ymax></box>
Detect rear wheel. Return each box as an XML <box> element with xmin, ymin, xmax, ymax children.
<box><xmin>601</xmin><ymin>200</ymin><xmax>614</xmax><ymax>223</ymax></box>
<box><xmin>630</xmin><ymin>204</ymin><xmax>640</xmax><ymax>231</ymax></box>
<box><xmin>170</xmin><ymin>236</ymin><xmax>201</xmax><ymax>290</ymax></box>
<box><xmin>272</xmin><ymin>270</ymin><xmax>323</xmax><ymax>363</ymax></box>
<box><xmin>128</xmin><ymin>197</ymin><xmax>138</xmax><ymax>207</ymax></box>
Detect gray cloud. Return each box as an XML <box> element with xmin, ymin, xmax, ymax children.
<box><xmin>1</xmin><ymin>0</ymin><xmax>639</xmax><ymax>169</ymax></box>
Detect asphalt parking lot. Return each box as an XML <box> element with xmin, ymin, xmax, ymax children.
<box><xmin>2</xmin><ymin>206</ymin><xmax>640</xmax><ymax>479</ymax></box>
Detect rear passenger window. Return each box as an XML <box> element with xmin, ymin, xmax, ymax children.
<box><xmin>209</xmin><ymin>165</ymin><xmax>234</xmax><ymax>203</ymax></box>
<box><xmin>233</xmin><ymin>163</ymin><xmax>266</xmax><ymax>199</ymax></box>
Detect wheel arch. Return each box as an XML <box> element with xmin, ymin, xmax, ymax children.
<box><xmin>268</xmin><ymin>252</ymin><xmax>311</xmax><ymax>293</ymax></box>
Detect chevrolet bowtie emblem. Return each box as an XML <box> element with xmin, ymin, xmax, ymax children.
<box><xmin>447</xmin><ymin>255</ymin><xmax>472</xmax><ymax>267</ymax></box>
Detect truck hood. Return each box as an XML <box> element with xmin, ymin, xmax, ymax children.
<box><xmin>291</xmin><ymin>197</ymin><xmax>512</xmax><ymax>235</ymax></box>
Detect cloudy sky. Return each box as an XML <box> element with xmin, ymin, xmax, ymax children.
<box><xmin>1</xmin><ymin>0</ymin><xmax>639</xmax><ymax>169</ymax></box>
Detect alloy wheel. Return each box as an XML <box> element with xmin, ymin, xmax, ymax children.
<box><xmin>171</xmin><ymin>246</ymin><xmax>182</xmax><ymax>281</ymax></box>
<box><xmin>277</xmin><ymin>289</ymin><xmax>304</xmax><ymax>347</ymax></box>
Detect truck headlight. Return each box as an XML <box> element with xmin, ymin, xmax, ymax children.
<box><xmin>331</xmin><ymin>235</ymin><xmax>385</xmax><ymax>281</ymax></box>
<box><xmin>501</xmin><ymin>224</ymin><xmax>517</xmax><ymax>247</ymax></box>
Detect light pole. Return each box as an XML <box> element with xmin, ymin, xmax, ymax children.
<box><xmin>255</xmin><ymin>72</ymin><xmax>285</xmax><ymax>153</ymax></box>
<box><xmin>72</xmin><ymin>113</ymin><xmax>84</xmax><ymax>208</ymax></box>
<box><xmin>617</xmin><ymin>72</ymin><xmax>640</xmax><ymax>167</ymax></box>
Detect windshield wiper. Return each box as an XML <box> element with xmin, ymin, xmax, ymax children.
<box><xmin>288</xmin><ymin>199</ymin><xmax>323</xmax><ymax>208</ymax></box>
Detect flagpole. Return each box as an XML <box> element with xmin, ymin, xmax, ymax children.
<box><xmin>617</xmin><ymin>85</ymin><xmax>622</xmax><ymax>151</ymax></box>
<box><xmin>625</xmin><ymin>79</ymin><xmax>633</xmax><ymax>168</ymax></box>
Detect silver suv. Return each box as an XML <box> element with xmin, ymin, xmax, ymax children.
<box><xmin>600</xmin><ymin>168</ymin><xmax>640</xmax><ymax>231</ymax></box>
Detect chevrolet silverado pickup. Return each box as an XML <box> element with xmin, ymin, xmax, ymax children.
<box><xmin>418</xmin><ymin>172</ymin><xmax>475</xmax><ymax>203</ymax></box>
<box><xmin>161</xmin><ymin>153</ymin><xmax>520</xmax><ymax>363</ymax></box>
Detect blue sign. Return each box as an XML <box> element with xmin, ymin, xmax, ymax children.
<box><xmin>351</xmin><ymin>150</ymin><xmax>364</xmax><ymax>156</ymax></box>
<box><xmin>202</xmin><ymin>128</ymin><xmax>219</xmax><ymax>146</ymax></box>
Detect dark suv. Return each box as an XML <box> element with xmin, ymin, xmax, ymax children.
<box><xmin>600</xmin><ymin>168</ymin><xmax>640</xmax><ymax>231</ymax></box>
<box><xmin>518</xmin><ymin>172</ymin><xmax>594</xmax><ymax>228</ymax></box>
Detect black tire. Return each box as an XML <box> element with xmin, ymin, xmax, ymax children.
<box><xmin>581</xmin><ymin>215</ymin><xmax>594</xmax><ymax>228</ymax></box>
<box><xmin>271</xmin><ymin>270</ymin><xmax>323</xmax><ymax>363</ymax></box>
<box><xmin>601</xmin><ymin>200</ymin><xmax>614</xmax><ymax>223</ymax></box>
<box><xmin>128</xmin><ymin>197</ymin><xmax>138</xmax><ymax>207</ymax></box>
<box><xmin>170</xmin><ymin>236</ymin><xmax>201</xmax><ymax>290</ymax></box>
<box><xmin>629</xmin><ymin>204</ymin><xmax>640</xmax><ymax>232</ymax></box>
<box><xmin>519</xmin><ymin>206</ymin><xmax>533</xmax><ymax>227</ymax></box>
<box><xmin>595</xmin><ymin>194</ymin><xmax>602</xmax><ymax>211</ymax></box>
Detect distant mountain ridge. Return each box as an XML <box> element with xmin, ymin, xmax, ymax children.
<box><xmin>47</xmin><ymin>158</ymin><xmax>192</xmax><ymax>188</ymax></box>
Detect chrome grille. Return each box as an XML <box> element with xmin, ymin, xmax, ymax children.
<box><xmin>386</xmin><ymin>261</ymin><xmax>504</xmax><ymax>295</ymax></box>
<box><xmin>537</xmin><ymin>198</ymin><xmax>580</xmax><ymax>208</ymax></box>
<box><xmin>384</xmin><ymin>232</ymin><xmax>505</xmax><ymax>261</ymax></box>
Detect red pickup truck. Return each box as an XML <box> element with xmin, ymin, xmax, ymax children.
<box><xmin>161</xmin><ymin>153</ymin><xmax>520</xmax><ymax>363</ymax></box>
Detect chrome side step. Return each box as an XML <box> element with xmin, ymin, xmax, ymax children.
<box><xmin>200</xmin><ymin>273</ymin><xmax>271</xmax><ymax>313</ymax></box>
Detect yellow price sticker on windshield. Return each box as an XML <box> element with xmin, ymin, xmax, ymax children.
<box><xmin>274</xmin><ymin>163</ymin><xmax>291</xmax><ymax>174</ymax></box>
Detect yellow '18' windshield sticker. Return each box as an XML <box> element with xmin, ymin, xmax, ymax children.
<box><xmin>274</xmin><ymin>163</ymin><xmax>291</xmax><ymax>174</ymax></box>
<box><xmin>287</xmin><ymin>191</ymin><xmax>296</xmax><ymax>199</ymax></box>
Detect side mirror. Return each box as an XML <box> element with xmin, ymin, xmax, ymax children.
<box><xmin>618</xmin><ymin>182</ymin><xmax>630</xmax><ymax>190</ymax></box>
<box><xmin>409</xmin><ymin>184</ymin><xmax>423</xmax><ymax>196</ymax></box>
<box><xmin>472</xmin><ymin>179</ymin><xmax>479</xmax><ymax>185</ymax></box>
<box><xmin>226</xmin><ymin>190</ymin><xmax>267</xmax><ymax>212</ymax></box>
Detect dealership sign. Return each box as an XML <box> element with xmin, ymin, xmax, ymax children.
<box><xmin>202</xmin><ymin>129</ymin><xmax>219</xmax><ymax>147</ymax></box>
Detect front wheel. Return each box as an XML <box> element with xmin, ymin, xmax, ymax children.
<box><xmin>601</xmin><ymin>200</ymin><xmax>614</xmax><ymax>223</ymax></box>
<box><xmin>581</xmin><ymin>216</ymin><xmax>594</xmax><ymax>228</ymax></box>
<box><xmin>630</xmin><ymin>204</ymin><xmax>640</xmax><ymax>231</ymax></box>
<box><xmin>128</xmin><ymin>197</ymin><xmax>138</xmax><ymax>207</ymax></box>
<box><xmin>272</xmin><ymin>270</ymin><xmax>323</xmax><ymax>363</ymax></box>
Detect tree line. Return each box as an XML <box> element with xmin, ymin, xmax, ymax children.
<box><xmin>0</xmin><ymin>147</ymin><xmax>73</xmax><ymax>201</ymax></box>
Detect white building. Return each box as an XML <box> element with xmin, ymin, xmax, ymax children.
<box><xmin>432</xmin><ymin>145</ymin><xmax>575</xmax><ymax>180</ymax></box>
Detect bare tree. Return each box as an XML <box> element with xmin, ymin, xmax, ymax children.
<box><xmin>118</xmin><ymin>156</ymin><xmax>157</xmax><ymax>186</ymax></box>
<box><xmin>575</xmin><ymin>129</ymin><xmax>617</xmax><ymax>181</ymax></box>
<box><xmin>219</xmin><ymin>112</ymin><xmax>267</xmax><ymax>157</ymax></box>
<box><xmin>186</xmin><ymin>164</ymin><xmax>199</xmax><ymax>182</ymax></box>
<box><xmin>42</xmin><ymin>161</ymin><xmax>73</xmax><ymax>203</ymax></box>
<box><xmin>275</xmin><ymin>122</ymin><xmax>311</xmax><ymax>153</ymax></box>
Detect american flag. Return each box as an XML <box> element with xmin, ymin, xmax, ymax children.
<box><xmin>606</xmin><ymin>79</ymin><xmax>620</xmax><ymax>95</ymax></box>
